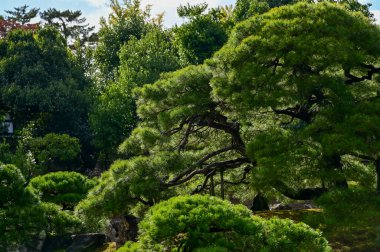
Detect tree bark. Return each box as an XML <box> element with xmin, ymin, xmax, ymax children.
<box><xmin>220</xmin><ymin>170</ymin><xmax>225</xmax><ymax>200</ymax></box>
<box><xmin>210</xmin><ymin>175</ymin><xmax>215</xmax><ymax>196</ymax></box>
<box><xmin>376</xmin><ymin>159</ymin><xmax>380</xmax><ymax>195</ymax></box>
<box><xmin>273</xmin><ymin>180</ymin><xmax>328</xmax><ymax>200</ymax></box>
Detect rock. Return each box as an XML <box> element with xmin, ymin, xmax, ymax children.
<box><xmin>42</xmin><ymin>233</ymin><xmax>108</xmax><ymax>252</ymax></box>
<box><xmin>270</xmin><ymin>201</ymin><xmax>317</xmax><ymax>210</ymax></box>
<box><xmin>250</xmin><ymin>194</ymin><xmax>270</xmax><ymax>211</ymax></box>
<box><xmin>41</xmin><ymin>235</ymin><xmax>72</xmax><ymax>252</ymax></box>
<box><xmin>67</xmin><ymin>233</ymin><xmax>108</xmax><ymax>252</ymax></box>
<box><xmin>106</xmin><ymin>215</ymin><xmax>139</xmax><ymax>247</ymax></box>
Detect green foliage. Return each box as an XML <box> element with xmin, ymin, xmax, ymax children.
<box><xmin>118</xmin><ymin>27</ymin><xmax>180</xmax><ymax>88</ymax></box>
<box><xmin>29</xmin><ymin>133</ymin><xmax>81</xmax><ymax>171</ymax></box>
<box><xmin>40</xmin><ymin>8</ymin><xmax>94</xmax><ymax>42</ymax></box>
<box><xmin>210</xmin><ymin>2</ymin><xmax>380</xmax><ymax>113</ymax></box>
<box><xmin>94</xmin><ymin>0</ymin><xmax>151</xmax><ymax>82</ymax></box>
<box><xmin>118</xmin><ymin>195</ymin><xmax>331</xmax><ymax>252</ymax></box>
<box><xmin>174</xmin><ymin>4</ymin><xmax>229</xmax><ymax>66</ymax></box>
<box><xmin>0</xmin><ymin>164</ymin><xmax>81</xmax><ymax>250</ymax></box>
<box><xmin>233</xmin><ymin>0</ymin><xmax>271</xmax><ymax>21</ymax></box>
<box><xmin>28</xmin><ymin>171</ymin><xmax>96</xmax><ymax>210</ymax></box>
<box><xmin>208</xmin><ymin>1</ymin><xmax>380</xmax><ymax>192</ymax></box>
<box><xmin>263</xmin><ymin>217</ymin><xmax>331</xmax><ymax>252</ymax></box>
<box><xmin>135</xmin><ymin>65</ymin><xmax>212</xmax><ymax>130</ymax></box>
<box><xmin>90</xmin><ymin>27</ymin><xmax>180</xmax><ymax>158</ymax></box>
<box><xmin>75</xmin><ymin>155</ymin><xmax>182</xmax><ymax>222</ymax></box>
<box><xmin>5</xmin><ymin>5</ymin><xmax>39</xmax><ymax>24</ymax></box>
<box><xmin>315</xmin><ymin>188</ymin><xmax>380</xmax><ymax>228</ymax></box>
<box><xmin>0</xmin><ymin>27</ymin><xmax>91</xmax><ymax>141</ymax></box>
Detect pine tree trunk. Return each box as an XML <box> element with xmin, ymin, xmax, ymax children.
<box><xmin>376</xmin><ymin>159</ymin><xmax>380</xmax><ymax>195</ymax></box>
<box><xmin>220</xmin><ymin>170</ymin><xmax>225</xmax><ymax>200</ymax></box>
<box><xmin>210</xmin><ymin>175</ymin><xmax>215</xmax><ymax>196</ymax></box>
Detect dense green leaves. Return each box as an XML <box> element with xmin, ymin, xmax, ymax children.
<box><xmin>173</xmin><ymin>4</ymin><xmax>230</xmax><ymax>66</ymax></box>
<box><xmin>28</xmin><ymin>171</ymin><xmax>96</xmax><ymax>210</ymax></box>
<box><xmin>0</xmin><ymin>27</ymin><xmax>90</xmax><ymax>137</ymax></box>
<box><xmin>29</xmin><ymin>133</ymin><xmax>81</xmax><ymax>172</ymax></box>
<box><xmin>94</xmin><ymin>0</ymin><xmax>151</xmax><ymax>82</ymax></box>
<box><xmin>118</xmin><ymin>195</ymin><xmax>331</xmax><ymax>251</ymax></box>
<box><xmin>0</xmin><ymin>164</ymin><xmax>81</xmax><ymax>250</ymax></box>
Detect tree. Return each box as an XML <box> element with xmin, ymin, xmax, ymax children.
<box><xmin>89</xmin><ymin>82</ymin><xmax>137</xmax><ymax>165</ymax></box>
<box><xmin>0</xmin><ymin>18</ymin><xmax>38</xmax><ymax>38</ymax></box>
<box><xmin>28</xmin><ymin>133</ymin><xmax>82</xmax><ymax>172</ymax></box>
<box><xmin>94</xmin><ymin>0</ymin><xmax>151</xmax><ymax>82</ymax></box>
<box><xmin>0</xmin><ymin>27</ymin><xmax>92</xmax><ymax>164</ymax></box>
<box><xmin>90</xmin><ymin>26</ymin><xmax>180</xmax><ymax>159</ymax></box>
<box><xmin>40</xmin><ymin>8</ymin><xmax>94</xmax><ymax>42</ymax></box>
<box><xmin>209</xmin><ymin>1</ymin><xmax>380</xmax><ymax>196</ymax></box>
<box><xmin>0</xmin><ymin>164</ymin><xmax>80</xmax><ymax>251</ymax></box>
<box><xmin>232</xmin><ymin>0</ymin><xmax>373</xmax><ymax>22</ymax></box>
<box><xmin>28</xmin><ymin>171</ymin><xmax>96</xmax><ymax>210</ymax></box>
<box><xmin>173</xmin><ymin>3</ymin><xmax>230</xmax><ymax>66</ymax></box>
<box><xmin>5</xmin><ymin>5</ymin><xmax>39</xmax><ymax>24</ymax></box>
<box><xmin>118</xmin><ymin>195</ymin><xmax>331</xmax><ymax>251</ymax></box>
<box><xmin>79</xmin><ymin>2</ymin><xmax>380</xmax><ymax>223</ymax></box>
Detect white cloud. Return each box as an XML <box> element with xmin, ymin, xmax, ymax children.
<box><xmin>373</xmin><ymin>10</ymin><xmax>380</xmax><ymax>24</ymax></box>
<box><xmin>140</xmin><ymin>0</ymin><xmax>230</xmax><ymax>27</ymax></box>
<box><xmin>84</xmin><ymin>7</ymin><xmax>110</xmax><ymax>31</ymax></box>
<box><xmin>84</xmin><ymin>0</ymin><xmax>232</xmax><ymax>29</ymax></box>
<box><xmin>84</xmin><ymin>0</ymin><xmax>108</xmax><ymax>8</ymax></box>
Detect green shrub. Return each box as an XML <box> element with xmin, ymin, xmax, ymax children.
<box><xmin>263</xmin><ymin>217</ymin><xmax>331</xmax><ymax>252</ymax></box>
<box><xmin>0</xmin><ymin>164</ymin><xmax>81</xmax><ymax>250</ymax></box>
<box><xmin>118</xmin><ymin>195</ymin><xmax>331</xmax><ymax>252</ymax></box>
<box><xmin>29</xmin><ymin>133</ymin><xmax>81</xmax><ymax>171</ymax></box>
<box><xmin>315</xmin><ymin>188</ymin><xmax>380</xmax><ymax>228</ymax></box>
<box><xmin>29</xmin><ymin>171</ymin><xmax>96</xmax><ymax>210</ymax></box>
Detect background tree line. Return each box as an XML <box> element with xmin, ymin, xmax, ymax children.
<box><xmin>1</xmin><ymin>0</ymin><xmax>379</xmax><ymax>251</ymax></box>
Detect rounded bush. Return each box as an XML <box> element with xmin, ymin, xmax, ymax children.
<box><xmin>119</xmin><ymin>195</ymin><xmax>331</xmax><ymax>252</ymax></box>
<box><xmin>29</xmin><ymin>171</ymin><xmax>96</xmax><ymax>210</ymax></box>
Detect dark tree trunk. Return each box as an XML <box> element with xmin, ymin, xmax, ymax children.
<box><xmin>376</xmin><ymin>159</ymin><xmax>380</xmax><ymax>195</ymax></box>
<box><xmin>273</xmin><ymin>180</ymin><xmax>328</xmax><ymax>200</ymax></box>
<box><xmin>210</xmin><ymin>175</ymin><xmax>215</xmax><ymax>196</ymax></box>
<box><xmin>250</xmin><ymin>193</ymin><xmax>269</xmax><ymax>211</ymax></box>
<box><xmin>220</xmin><ymin>170</ymin><xmax>225</xmax><ymax>200</ymax></box>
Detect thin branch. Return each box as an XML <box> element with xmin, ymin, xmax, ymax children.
<box><xmin>191</xmin><ymin>170</ymin><xmax>216</xmax><ymax>194</ymax></box>
<box><xmin>164</xmin><ymin>158</ymin><xmax>250</xmax><ymax>187</ymax></box>
<box><xmin>345</xmin><ymin>64</ymin><xmax>380</xmax><ymax>84</ymax></box>
<box><xmin>224</xmin><ymin>167</ymin><xmax>251</xmax><ymax>185</ymax></box>
<box><xmin>166</xmin><ymin>145</ymin><xmax>238</xmax><ymax>185</ymax></box>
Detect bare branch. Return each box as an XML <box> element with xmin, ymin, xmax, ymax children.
<box><xmin>166</xmin><ymin>145</ymin><xmax>241</xmax><ymax>185</ymax></box>
<box><xmin>345</xmin><ymin>64</ymin><xmax>380</xmax><ymax>84</ymax></box>
<box><xmin>164</xmin><ymin>158</ymin><xmax>250</xmax><ymax>187</ymax></box>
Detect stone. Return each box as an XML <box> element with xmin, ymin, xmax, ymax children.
<box><xmin>67</xmin><ymin>233</ymin><xmax>108</xmax><ymax>252</ymax></box>
<box><xmin>250</xmin><ymin>194</ymin><xmax>270</xmax><ymax>211</ymax></box>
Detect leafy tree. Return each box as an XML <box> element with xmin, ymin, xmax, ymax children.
<box><xmin>28</xmin><ymin>171</ymin><xmax>96</xmax><ymax>210</ymax></box>
<box><xmin>94</xmin><ymin>0</ymin><xmax>151</xmax><ymax>82</ymax></box>
<box><xmin>90</xmin><ymin>27</ymin><xmax>180</xmax><ymax>161</ymax></box>
<box><xmin>118</xmin><ymin>28</ymin><xmax>180</xmax><ymax>88</ymax></box>
<box><xmin>0</xmin><ymin>27</ymin><xmax>91</xmax><ymax>161</ymax></box>
<box><xmin>5</xmin><ymin>5</ymin><xmax>39</xmax><ymax>24</ymax></box>
<box><xmin>28</xmin><ymin>133</ymin><xmax>81</xmax><ymax>172</ymax></box>
<box><xmin>0</xmin><ymin>18</ymin><xmax>38</xmax><ymax>38</ymax></box>
<box><xmin>117</xmin><ymin>195</ymin><xmax>331</xmax><ymax>251</ymax></box>
<box><xmin>233</xmin><ymin>0</ymin><xmax>373</xmax><ymax>22</ymax></box>
<box><xmin>89</xmin><ymin>82</ymin><xmax>137</xmax><ymax>164</ymax></box>
<box><xmin>40</xmin><ymin>8</ymin><xmax>94</xmax><ymax>42</ymax></box>
<box><xmin>174</xmin><ymin>3</ymin><xmax>230</xmax><ymax>66</ymax></box>
<box><xmin>0</xmin><ymin>164</ymin><xmax>80</xmax><ymax>250</ymax></box>
<box><xmin>80</xmin><ymin>3</ymin><xmax>380</xmax><ymax>222</ymax></box>
<box><xmin>209</xmin><ymin>1</ymin><xmax>380</xmax><ymax>196</ymax></box>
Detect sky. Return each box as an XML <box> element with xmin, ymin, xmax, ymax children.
<box><xmin>0</xmin><ymin>0</ymin><xmax>379</xmax><ymax>28</ymax></box>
